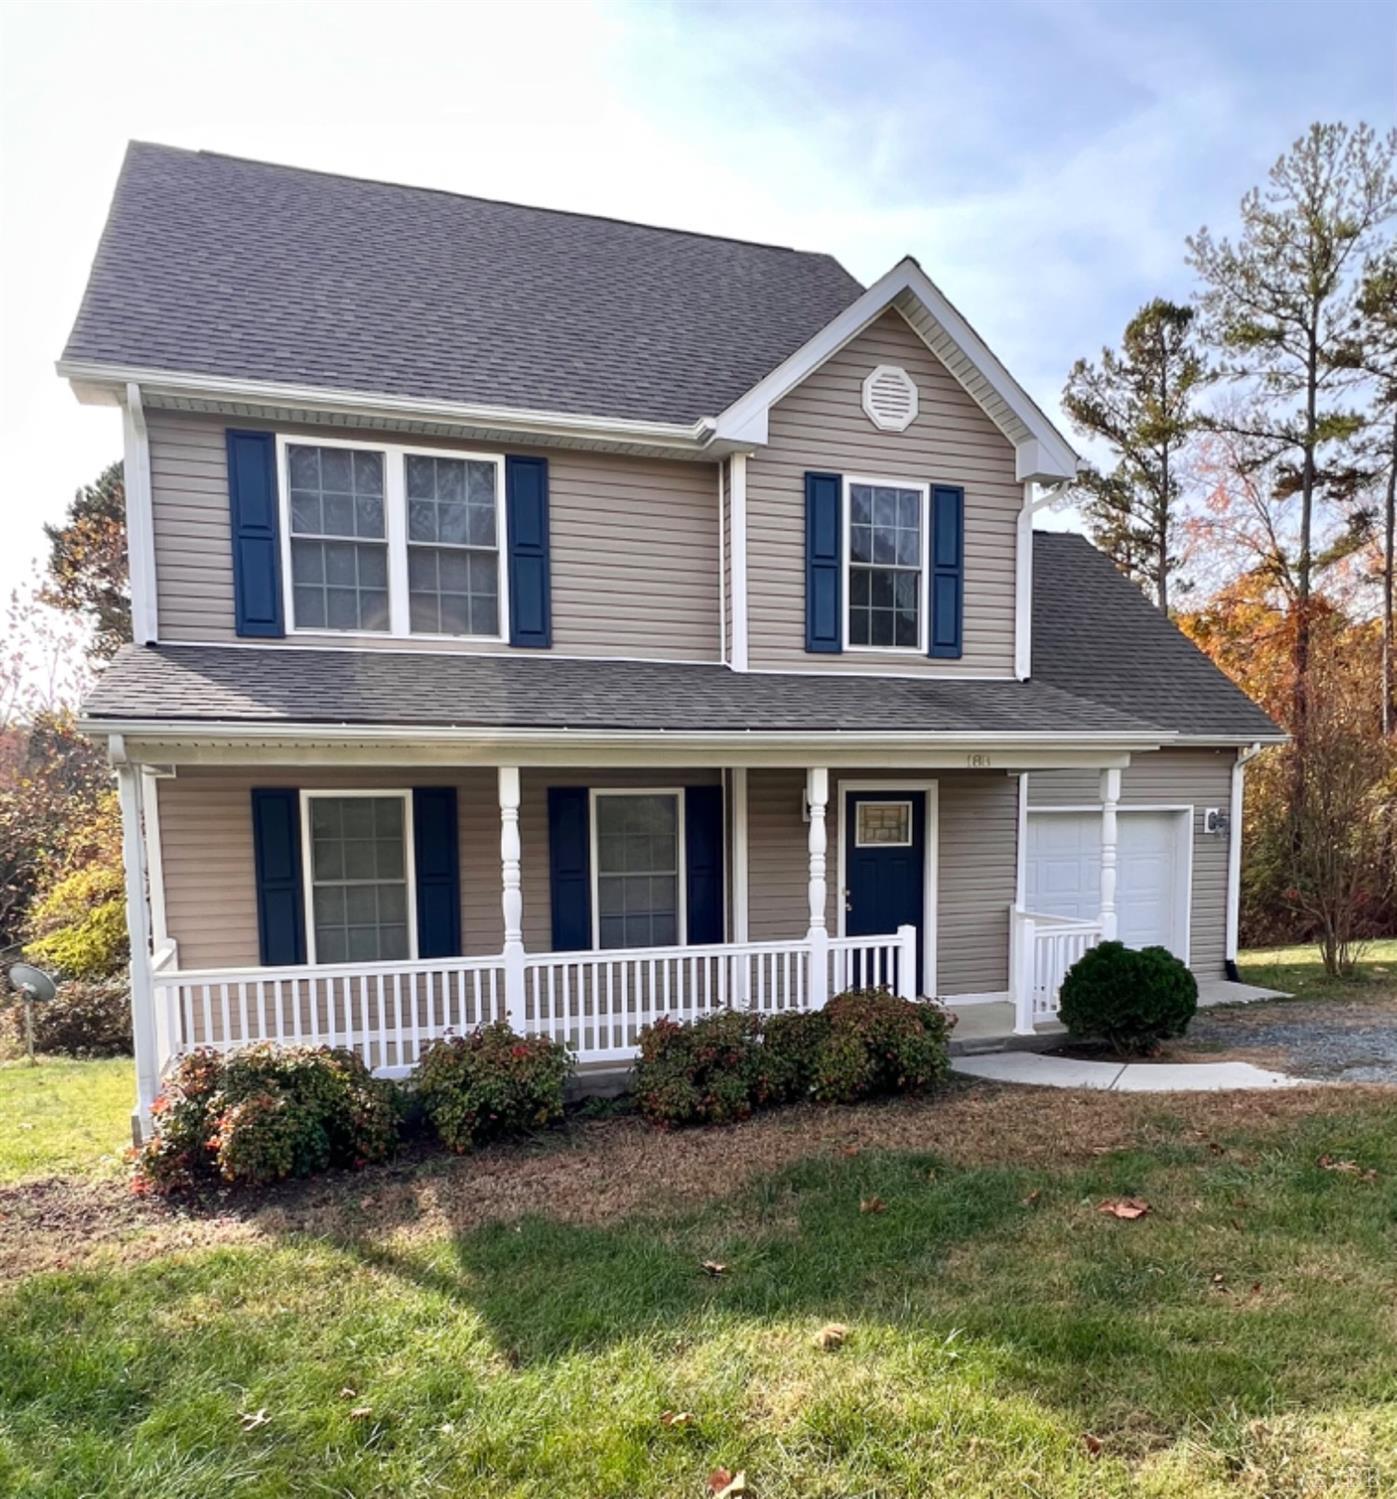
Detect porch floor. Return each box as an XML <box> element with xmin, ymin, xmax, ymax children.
<box><xmin>945</xmin><ymin>978</ymin><xmax>1290</xmax><ymax>1056</ymax></box>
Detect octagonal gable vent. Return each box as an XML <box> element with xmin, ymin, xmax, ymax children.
<box><xmin>861</xmin><ymin>364</ymin><xmax>919</xmax><ymax>431</ymax></box>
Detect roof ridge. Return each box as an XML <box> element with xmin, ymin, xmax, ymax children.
<box><xmin>126</xmin><ymin>141</ymin><xmax>853</xmax><ymax>264</ymax></box>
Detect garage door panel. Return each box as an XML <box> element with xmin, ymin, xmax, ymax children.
<box><xmin>1026</xmin><ymin>810</ymin><xmax>1186</xmax><ymax>959</ymax></box>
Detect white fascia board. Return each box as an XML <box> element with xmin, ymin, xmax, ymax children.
<box><xmin>711</xmin><ymin>256</ymin><xmax>1080</xmax><ymax>482</ymax></box>
<box><xmin>58</xmin><ymin>359</ymin><xmax>716</xmax><ymax>458</ymax></box>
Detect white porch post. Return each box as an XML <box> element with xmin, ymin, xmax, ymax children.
<box><xmin>1099</xmin><ymin>767</ymin><xmax>1121</xmax><ymax>941</ymax></box>
<box><xmin>498</xmin><ymin>766</ymin><xmax>527</xmax><ymax>1031</ymax></box>
<box><xmin>114</xmin><ymin>754</ymin><xmax>159</xmax><ymax>1141</ymax></box>
<box><xmin>730</xmin><ymin>767</ymin><xmax>750</xmax><ymax>1003</ymax></box>
<box><xmin>806</xmin><ymin>767</ymin><xmax>830</xmax><ymax>1008</ymax></box>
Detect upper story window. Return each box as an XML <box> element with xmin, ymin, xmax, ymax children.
<box><xmin>279</xmin><ymin>437</ymin><xmax>506</xmax><ymax>640</ymax></box>
<box><xmin>845</xmin><ymin>477</ymin><xmax>929</xmax><ymax>651</ymax></box>
<box><xmin>287</xmin><ymin>445</ymin><xmax>389</xmax><ymax>631</ymax></box>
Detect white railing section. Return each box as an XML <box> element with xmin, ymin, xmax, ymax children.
<box><xmin>154</xmin><ymin>927</ymin><xmax>918</xmax><ymax>1073</ymax></box>
<box><xmin>155</xmin><ymin>954</ymin><xmax>508</xmax><ymax>1074</ymax></box>
<box><xmin>1011</xmin><ymin>906</ymin><xmax>1104</xmax><ymax>1034</ymax></box>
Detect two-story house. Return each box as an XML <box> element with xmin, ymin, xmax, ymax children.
<box><xmin>61</xmin><ymin>144</ymin><xmax>1281</xmax><ymax>1135</ymax></box>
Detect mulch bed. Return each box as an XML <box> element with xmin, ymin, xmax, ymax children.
<box><xmin>1</xmin><ymin>1078</ymin><xmax>1380</xmax><ymax>1283</ymax></box>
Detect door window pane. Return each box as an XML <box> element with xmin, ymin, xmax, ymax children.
<box><xmin>594</xmin><ymin>794</ymin><xmax>680</xmax><ymax>949</ymax></box>
<box><xmin>307</xmin><ymin>796</ymin><xmax>410</xmax><ymax>962</ymax></box>
<box><xmin>856</xmin><ymin>801</ymin><xmax>913</xmax><ymax>847</ymax></box>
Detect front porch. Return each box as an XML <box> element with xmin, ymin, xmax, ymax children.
<box><xmin>116</xmin><ymin>753</ymin><xmax>1143</xmax><ymax>1130</ymax></box>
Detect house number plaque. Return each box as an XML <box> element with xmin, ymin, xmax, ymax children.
<box><xmin>965</xmin><ymin>753</ymin><xmax>992</xmax><ymax>768</ymax></box>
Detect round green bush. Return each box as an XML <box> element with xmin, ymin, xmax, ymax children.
<box><xmin>808</xmin><ymin>989</ymin><xmax>954</xmax><ymax>1104</ymax></box>
<box><xmin>134</xmin><ymin>1043</ymin><xmax>400</xmax><ymax>1194</ymax></box>
<box><xmin>1057</xmin><ymin>940</ymin><xmax>1199</xmax><ymax>1054</ymax></box>
<box><xmin>756</xmin><ymin>1009</ymin><xmax>831</xmax><ymax>1105</ymax></box>
<box><xmin>634</xmin><ymin>1009</ymin><xmax>766</xmax><ymax>1126</ymax></box>
<box><xmin>413</xmin><ymin>1023</ymin><xmax>573</xmax><ymax>1152</ymax></box>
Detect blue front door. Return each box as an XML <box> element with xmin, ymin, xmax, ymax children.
<box><xmin>844</xmin><ymin>791</ymin><xmax>926</xmax><ymax>995</ymax></box>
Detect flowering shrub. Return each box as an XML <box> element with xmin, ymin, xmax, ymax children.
<box><xmin>634</xmin><ymin>1010</ymin><xmax>767</xmax><ymax>1126</ymax></box>
<box><xmin>413</xmin><ymin>1023</ymin><xmax>573</xmax><ymax>1152</ymax></box>
<box><xmin>635</xmin><ymin>991</ymin><xmax>953</xmax><ymax>1126</ymax></box>
<box><xmin>806</xmin><ymin>989</ymin><xmax>953</xmax><ymax>1104</ymax></box>
<box><xmin>133</xmin><ymin>1044</ymin><xmax>399</xmax><ymax>1195</ymax></box>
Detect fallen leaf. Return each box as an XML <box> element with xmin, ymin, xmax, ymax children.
<box><xmin>838</xmin><ymin>1146</ymin><xmax>861</xmax><ymax>1158</ymax></box>
<box><xmin>349</xmin><ymin>1406</ymin><xmax>373</xmax><ymax>1420</ymax></box>
<box><xmin>859</xmin><ymin>1196</ymin><xmax>886</xmax><ymax>1215</ymax></box>
<box><xmin>926</xmin><ymin>1168</ymin><xmax>938</xmax><ymax>1182</ymax></box>
<box><xmin>339</xmin><ymin>1388</ymin><xmax>357</xmax><ymax>1400</ymax></box>
<box><xmin>239</xmin><ymin>1408</ymin><xmax>270</xmax><ymax>1432</ymax></box>
<box><xmin>1098</xmin><ymin>1197</ymin><xmax>1150</xmax><ymax>1221</ymax></box>
<box><xmin>659</xmin><ymin>1410</ymin><xmax>693</xmax><ymax>1427</ymax></box>
<box><xmin>1211</xmin><ymin>1272</ymin><xmax>1226</xmax><ymax>1286</ymax></box>
<box><xmin>812</xmin><ymin>1322</ymin><xmax>848</xmax><ymax>1350</ymax></box>
<box><xmin>1318</xmin><ymin>1155</ymin><xmax>1378</xmax><ymax>1181</ymax></box>
<box><xmin>18</xmin><ymin>1121</ymin><xmax>33</xmax><ymax>1131</ymax></box>
<box><xmin>1021</xmin><ymin>1189</ymin><xmax>1041</xmax><ymax>1207</ymax></box>
<box><xmin>701</xmin><ymin>1260</ymin><xmax>728</xmax><ymax>1276</ymax></box>
<box><xmin>709</xmin><ymin>1470</ymin><xmax>747</xmax><ymax>1497</ymax></box>
<box><xmin>1082</xmin><ymin>1432</ymin><xmax>1103</xmax><ymax>1458</ymax></box>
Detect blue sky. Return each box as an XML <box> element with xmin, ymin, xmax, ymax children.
<box><xmin>0</xmin><ymin>0</ymin><xmax>1392</xmax><ymax>611</ymax></box>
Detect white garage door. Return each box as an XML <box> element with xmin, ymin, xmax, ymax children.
<box><xmin>1025</xmin><ymin>811</ymin><xmax>1187</xmax><ymax>958</ymax></box>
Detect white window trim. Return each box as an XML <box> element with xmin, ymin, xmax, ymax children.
<box><xmin>277</xmin><ymin>433</ymin><xmax>509</xmax><ymax>644</ymax></box>
<box><xmin>299</xmin><ymin>788</ymin><xmax>419</xmax><ymax>966</ymax></box>
<box><xmin>841</xmin><ymin>474</ymin><xmax>931</xmax><ymax>655</ymax></box>
<box><xmin>854</xmin><ymin>798</ymin><xmax>914</xmax><ymax>848</ymax></box>
<box><xmin>588</xmin><ymin>787</ymin><xmax>688</xmax><ymax>951</ymax></box>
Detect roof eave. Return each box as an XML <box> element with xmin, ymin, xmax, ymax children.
<box><xmin>57</xmin><ymin>359</ymin><xmax>720</xmax><ymax>459</ymax></box>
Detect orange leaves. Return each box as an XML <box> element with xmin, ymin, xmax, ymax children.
<box><xmin>708</xmin><ymin>1468</ymin><xmax>747</xmax><ymax>1496</ymax></box>
<box><xmin>859</xmin><ymin>1195</ymin><xmax>887</xmax><ymax>1215</ymax></box>
<box><xmin>1098</xmin><ymin>1197</ymin><xmax>1150</xmax><ymax>1221</ymax></box>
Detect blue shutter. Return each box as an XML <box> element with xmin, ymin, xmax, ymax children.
<box><xmin>251</xmin><ymin>789</ymin><xmax>305</xmax><ymax>966</ymax></box>
<box><xmin>684</xmin><ymin>785</ymin><xmax>725</xmax><ymax>945</ymax></box>
<box><xmin>805</xmin><ymin>471</ymin><xmax>843</xmax><ymax>652</ymax></box>
<box><xmin>929</xmin><ymin>484</ymin><xmax>964</xmax><ymax>659</ymax></box>
<box><xmin>413</xmin><ymin>787</ymin><xmax>461</xmax><ymax>959</ymax></box>
<box><xmin>547</xmin><ymin>787</ymin><xmax>591</xmax><ymax>951</ymax></box>
<box><xmin>506</xmin><ymin>456</ymin><xmax>551</xmax><ymax>647</ymax></box>
<box><xmin>226</xmin><ymin>430</ymin><xmax>285</xmax><ymax>638</ymax></box>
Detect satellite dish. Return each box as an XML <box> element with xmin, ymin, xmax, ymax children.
<box><xmin>7</xmin><ymin>963</ymin><xmax>57</xmax><ymax>1004</ymax></box>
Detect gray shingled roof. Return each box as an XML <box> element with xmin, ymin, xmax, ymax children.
<box><xmin>62</xmin><ymin>143</ymin><xmax>864</xmax><ymax>427</ymax></box>
<box><xmin>81</xmin><ymin>646</ymin><xmax>1150</xmax><ymax>736</ymax></box>
<box><xmin>1032</xmin><ymin>532</ymin><xmax>1281</xmax><ymax>740</ymax></box>
<box><xmin>81</xmin><ymin>536</ymin><xmax>1280</xmax><ymax>742</ymax></box>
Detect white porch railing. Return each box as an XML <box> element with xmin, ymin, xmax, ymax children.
<box><xmin>152</xmin><ymin>926</ymin><xmax>918</xmax><ymax>1075</ymax></box>
<box><xmin>1011</xmin><ymin>906</ymin><xmax>1104</xmax><ymax>1034</ymax></box>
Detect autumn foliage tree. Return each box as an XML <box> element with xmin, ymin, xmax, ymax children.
<box><xmin>40</xmin><ymin>459</ymin><xmax>130</xmax><ymax>663</ymax></box>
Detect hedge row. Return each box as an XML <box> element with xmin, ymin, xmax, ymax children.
<box><xmin>634</xmin><ymin>988</ymin><xmax>955</xmax><ymax>1127</ymax></box>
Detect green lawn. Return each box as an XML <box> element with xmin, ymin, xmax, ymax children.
<box><xmin>0</xmin><ymin>1057</ymin><xmax>133</xmax><ymax>1184</ymax></box>
<box><xmin>2</xmin><ymin>1089</ymin><xmax>1395</xmax><ymax>1497</ymax></box>
<box><xmin>1237</xmin><ymin>937</ymin><xmax>1397</xmax><ymax>1003</ymax></box>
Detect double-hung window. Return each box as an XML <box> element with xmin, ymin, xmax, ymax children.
<box><xmin>845</xmin><ymin>477</ymin><xmax>929</xmax><ymax>651</ymax></box>
<box><xmin>591</xmin><ymin>790</ymin><xmax>685</xmax><ymax>949</ymax></box>
<box><xmin>281</xmin><ymin>438</ymin><xmax>506</xmax><ymax>640</ymax></box>
<box><xmin>302</xmin><ymin>792</ymin><xmax>415</xmax><ymax>964</ymax></box>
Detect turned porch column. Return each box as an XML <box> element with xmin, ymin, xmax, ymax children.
<box><xmin>806</xmin><ymin>766</ymin><xmax>830</xmax><ymax>1007</ymax></box>
<box><xmin>1099</xmin><ymin>767</ymin><xmax>1121</xmax><ymax>941</ymax></box>
<box><xmin>498</xmin><ymin>766</ymin><xmax>527</xmax><ymax>1030</ymax></box>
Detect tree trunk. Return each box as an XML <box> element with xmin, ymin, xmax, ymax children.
<box><xmin>1383</xmin><ymin>407</ymin><xmax>1396</xmax><ymax>736</ymax></box>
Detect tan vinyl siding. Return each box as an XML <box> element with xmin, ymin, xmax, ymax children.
<box><xmin>1025</xmin><ymin>747</ymin><xmax>1238</xmax><ymax>977</ymax></box>
<box><xmin>744</xmin><ymin>769</ymin><xmax>1017</xmax><ymax>997</ymax></box>
<box><xmin>158</xmin><ymin>766</ymin><xmax>721</xmax><ymax>970</ymax></box>
<box><xmin>746</xmin><ymin>308</ymin><xmax>1022</xmax><ymax>675</ymax></box>
<box><xmin>148</xmin><ymin>409</ymin><xmax>721</xmax><ymax>661</ymax></box>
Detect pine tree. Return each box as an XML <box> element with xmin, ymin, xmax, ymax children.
<box><xmin>1062</xmin><ymin>299</ymin><xmax>1203</xmax><ymax>611</ymax></box>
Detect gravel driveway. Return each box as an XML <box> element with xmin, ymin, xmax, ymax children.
<box><xmin>1182</xmin><ymin>995</ymin><xmax>1397</xmax><ymax>1083</ymax></box>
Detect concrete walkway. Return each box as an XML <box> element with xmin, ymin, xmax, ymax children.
<box><xmin>952</xmin><ymin>1052</ymin><xmax>1318</xmax><ymax>1092</ymax></box>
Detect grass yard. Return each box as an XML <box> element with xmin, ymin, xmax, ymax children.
<box><xmin>2</xmin><ymin>1082</ymin><xmax>1396</xmax><ymax>1498</ymax></box>
<box><xmin>0</xmin><ymin>1056</ymin><xmax>133</xmax><ymax>1184</ymax></box>
<box><xmin>1238</xmin><ymin>937</ymin><xmax>1397</xmax><ymax>1003</ymax></box>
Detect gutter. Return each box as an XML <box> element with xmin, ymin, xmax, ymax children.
<box><xmin>1224</xmin><ymin>741</ymin><xmax>1267</xmax><ymax>981</ymax></box>
<box><xmin>58</xmin><ymin>359</ymin><xmax>722</xmax><ymax>458</ymax></box>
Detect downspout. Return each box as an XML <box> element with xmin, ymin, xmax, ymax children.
<box><xmin>1224</xmin><ymin>742</ymin><xmax>1264</xmax><ymax>982</ymax></box>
